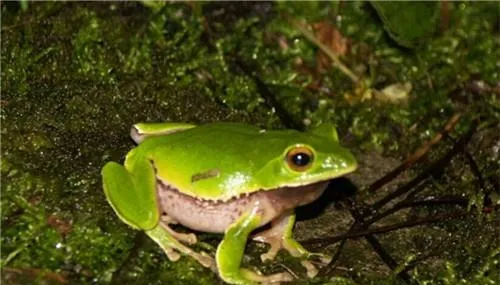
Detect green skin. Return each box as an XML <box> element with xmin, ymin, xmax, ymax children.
<box><xmin>102</xmin><ymin>122</ymin><xmax>357</xmax><ymax>284</ymax></box>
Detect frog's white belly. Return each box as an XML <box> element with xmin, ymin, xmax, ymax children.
<box><xmin>157</xmin><ymin>180</ymin><xmax>328</xmax><ymax>233</ymax></box>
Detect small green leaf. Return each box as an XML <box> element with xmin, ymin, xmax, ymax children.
<box><xmin>370</xmin><ymin>1</ymin><xmax>439</xmax><ymax>48</ymax></box>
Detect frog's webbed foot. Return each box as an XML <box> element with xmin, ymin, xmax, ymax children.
<box><xmin>240</xmin><ymin>269</ymin><xmax>293</xmax><ymax>284</ymax></box>
<box><xmin>252</xmin><ymin>211</ymin><xmax>331</xmax><ymax>278</ymax></box>
<box><xmin>146</xmin><ymin>224</ymin><xmax>216</xmax><ymax>272</ymax></box>
<box><xmin>160</xmin><ymin>215</ymin><xmax>197</xmax><ymax>245</ymax></box>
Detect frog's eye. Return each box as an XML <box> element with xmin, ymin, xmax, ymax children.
<box><xmin>286</xmin><ymin>146</ymin><xmax>314</xmax><ymax>172</ymax></box>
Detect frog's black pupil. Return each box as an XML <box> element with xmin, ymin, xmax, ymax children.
<box><xmin>292</xmin><ymin>153</ymin><xmax>310</xmax><ymax>166</ymax></box>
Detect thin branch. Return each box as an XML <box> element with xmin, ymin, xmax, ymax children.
<box><xmin>302</xmin><ymin>211</ymin><xmax>469</xmax><ymax>247</ymax></box>
<box><xmin>368</xmin><ymin>113</ymin><xmax>462</xmax><ymax>193</ymax></box>
<box><xmin>365</xmin><ymin>235</ymin><xmax>412</xmax><ymax>283</ymax></box>
<box><xmin>319</xmin><ymin>217</ymin><xmax>357</xmax><ymax>276</ymax></box>
<box><xmin>347</xmin><ymin>206</ymin><xmax>412</xmax><ymax>283</ymax></box>
<box><xmin>291</xmin><ymin>20</ymin><xmax>360</xmax><ymax>83</ymax></box>
<box><xmin>2</xmin><ymin>267</ymin><xmax>68</xmax><ymax>284</ymax></box>
<box><xmin>365</xmin><ymin>195</ymin><xmax>469</xmax><ymax>225</ymax></box>
<box><xmin>233</xmin><ymin>58</ymin><xmax>304</xmax><ymax>131</ymax></box>
<box><xmin>370</xmin><ymin>122</ymin><xmax>476</xmax><ymax>210</ymax></box>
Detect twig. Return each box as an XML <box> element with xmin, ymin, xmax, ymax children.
<box><xmin>365</xmin><ymin>235</ymin><xmax>412</xmax><ymax>283</ymax></box>
<box><xmin>346</xmin><ymin>205</ymin><xmax>412</xmax><ymax>283</ymax></box>
<box><xmin>303</xmin><ymin>211</ymin><xmax>469</xmax><ymax>246</ymax></box>
<box><xmin>370</xmin><ymin>121</ymin><xmax>476</xmax><ymax>210</ymax></box>
<box><xmin>368</xmin><ymin>113</ymin><xmax>462</xmax><ymax>193</ymax></box>
<box><xmin>233</xmin><ymin>58</ymin><xmax>304</xmax><ymax>131</ymax></box>
<box><xmin>319</xmin><ymin>217</ymin><xmax>357</xmax><ymax>276</ymax></box>
<box><xmin>311</xmin><ymin>123</ymin><xmax>477</xmax><ymax>280</ymax></box>
<box><xmin>2</xmin><ymin>4</ymin><xmax>64</xmax><ymax>32</ymax></box>
<box><xmin>291</xmin><ymin>20</ymin><xmax>360</xmax><ymax>83</ymax></box>
<box><xmin>2</xmin><ymin>267</ymin><xmax>68</xmax><ymax>284</ymax></box>
<box><xmin>365</xmin><ymin>195</ymin><xmax>469</xmax><ymax>226</ymax></box>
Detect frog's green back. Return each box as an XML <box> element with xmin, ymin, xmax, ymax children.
<box><xmin>137</xmin><ymin>123</ymin><xmax>357</xmax><ymax>200</ymax></box>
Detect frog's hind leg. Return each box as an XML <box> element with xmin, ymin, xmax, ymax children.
<box><xmin>146</xmin><ymin>224</ymin><xmax>216</xmax><ymax>271</ymax></box>
<box><xmin>102</xmin><ymin>158</ymin><xmax>214</xmax><ymax>271</ymax></box>
<box><xmin>131</xmin><ymin>122</ymin><xmax>196</xmax><ymax>143</ymax></box>
<box><xmin>252</xmin><ymin>210</ymin><xmax>332</xmax><ymax>278</ymax></box>
<box><xmin>160</xmin><ymin>214</ymin><xmax>197</xmax><ymax>245</ymax></box>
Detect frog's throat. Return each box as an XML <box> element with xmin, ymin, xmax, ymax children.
<box><xmin>156</xmin><ymin>179</ymin><xmax>328</xmax><ymax>234</ymax></box>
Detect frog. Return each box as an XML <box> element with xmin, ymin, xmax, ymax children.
<box><xmin>102</xmin><ymin>122</ymin><xmax>357</xmax><ymax>284</ymax></box>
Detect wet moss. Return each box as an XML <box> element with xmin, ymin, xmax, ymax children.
<box><xmin>2</xmin><ymin>1</ymin><xmax>498</xmax><ymax>284</ymax></box>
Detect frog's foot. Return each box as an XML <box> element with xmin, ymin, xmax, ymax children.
<box><xmin>217</xmin><ymin>209</ymin><xmax>294</xmax><ymax>285</ymax></box>
<box><xmin>160</xmin><ymin>215</ymin><xmax>197</xmax><ymax>245</ymax></box>
<box><xmin>146</xmin><ymin>224</ymin><xmax>216</xmax><ymax>272</ymax></box>
<box><xmin>240</xmin><ymin>268</ymin><xmax>293</xmax><ymax>284</ymax></box>
<box><xmin>253</xmin><ymin>211</ymin><xmax>331</xmax><ymax>278</ymax></box>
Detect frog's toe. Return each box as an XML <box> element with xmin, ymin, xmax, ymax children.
<box><xmin>160</xmin><ymin>216</ymin><xmax>198</xmax><ymax>245</ymax></box>
<box><xmin>198</xmin><ymin>251</ymin><xmax>217</xmax><ymax>272</ymax></box>
<box><xmin>146</xmin><ymin>225</ymin><xmax>215</xmax><ymax>271</ymax></box>
<box><xmin>253</xmin><ymin>227</ymin><xmax>286</xmax><ymax>263</ymax></box>
<box><xmin>256</xmin><ymin>237</ymin><xmax>281</xmax><ymax>262</ymax></box>
<box><xmin>239</xmin><ymin>268</ymin><xmax>294</xmax><ymax>284</ymax></box>
<box><xmin>298</xmin><ymin>253</ymin><xmax>332</xmax><ymax>278</ymax></box>
<box><xmin>310</xmin><ymin>252</ymin><xmax>332</xmax><ymax>265</ymax></box>
<box><xmin>301</xmin><ymin>260</ymin><xmax>318</xmax><ymax>278</ymax></box>
<box><xmin>171</xmin><ymin>231</ymin><xmax>197</xmax><ymax>245</ymax></box>
<box><xmin>164</xmin><ymin>248</ymin><xmax>181</xmax><ymax>262</ymax></box>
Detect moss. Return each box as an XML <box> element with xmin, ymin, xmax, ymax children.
<box><xmin>2</xmin><ymin>1</ymin><xmax>498</xmax><ymax>284</ymax></box>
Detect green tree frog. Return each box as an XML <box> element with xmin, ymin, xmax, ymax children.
<box><xmin>102</xmin><ymin>122</ymin><xmax>357</xmax><ymax>284</ymax></box>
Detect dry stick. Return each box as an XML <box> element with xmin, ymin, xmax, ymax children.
<box><xmin>319</xmin><ymin>121</ymin><xmax>475</xmax><ymax>279</ymax></box>
<box><xmin>2</xmin><ymin>267</ymin><xmax>68</xmax><ymax>284</ymax></box>
<box><xmin>364</xmin><ymin>195</ymin><xmax>469</xmax><ymax>228</ymax></box>
<box><xmin>463</xmin><ymin>150</ymin><xmax>486</xmax><ymax>190</ymax></box>
<box><xmin>444</xmin><ymin>135</ymin><xmax>487</xmax><ymax>192</ymax></box>
<box><xmin>233</xmin><ymin>57</ymin><xmax>305</xmax><ymax>131</ymax></box>
<box><xmin>322</xmin><ymin>208</ymin><xmax>358</xmax><ymax>273</ymax></box>
<box><xmin>370</xmin><ymin>122</ymin><xmax>476</xmax><ymax>211</ymax></box>
<box><xmin>348</xmin><ymin>208</ymin><xmax>413</xmax><ymax>283</ymax></box>
<box><xmin>292</xmin><ymin>20</ymin><xmax>360</xmax><ymax>84</ymax></box>
<box><xmin>304</xmin><ymin>211</ymin><xmax>468</xmax><ymax>246</ymax></box>
<box><xmin>311</xmin><ymin>127</ymin><xmax>477</xmax><ymax>277</ymax></box>
<box><xmin>367</xmin><ymin>113</ymin><xmax>462</xmax><ymax>193</ymax></box>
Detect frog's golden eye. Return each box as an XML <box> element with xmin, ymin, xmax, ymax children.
<box><xmin>286</xmin><ymin>146</ymin><xmax>314</xmax><ymax>172</ymax></box>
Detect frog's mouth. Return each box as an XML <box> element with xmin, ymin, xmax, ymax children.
<box><xmin>156</xmin><ymin>178</ymin><xmax>329</xmax><ymax>233</ymax></box>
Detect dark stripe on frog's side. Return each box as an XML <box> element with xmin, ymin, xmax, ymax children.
<box><xmin>191</xmin><ymin>169</ymin><xmax>220</xmax><ymax>182</ymax></box>
<box><xmin>156</xmin><ymin>178</ymin><xmax>328</xmax><ymax>234</ymax></box>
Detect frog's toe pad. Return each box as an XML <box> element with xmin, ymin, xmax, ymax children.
<box><xmin>198</xmin><ymin>251</ymin><xmax>216</xmax><ymax>271</ymax></box>
<box><xmin>300</xmin><ymin>253</ymin><xmax>331</xmax><ymax>278</ymax></box>
<box><xmin>177</xmin><ymin>232</ymin><xmax>197</xmax><ymax>245</ymax></box>
<box><xmin>309</xmin><ymin>252</ymin><xmax>332</xmax><ymax>265</ymax></box>
<box><xmin>301</xmin><ymin>260</ymin><xmax>318</xmax><ymax>278</ymax></box>
<box><xmin>165</xmin><ymin>248</ymin><xmax>181</xmax><ymax>262</ymax></box>
<box><xmin>259</xmin><ymin>241</ymin><xmax>281</xmax><ymax>262</ymax></box>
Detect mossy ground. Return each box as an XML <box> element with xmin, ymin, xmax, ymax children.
<box><xmin>1</xmin><ymin>2</ymin><xmax>498</xmax><ymax>285</ymax></box>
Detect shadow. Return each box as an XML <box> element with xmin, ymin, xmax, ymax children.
<box><xmin>295</xmin><ymin>177</ymin><xmax>358</xmax><ymax>221</ymax></box>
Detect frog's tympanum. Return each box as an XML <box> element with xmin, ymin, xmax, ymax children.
<box><xmin>102</xmin><ymin>122</ymin><xmax>357</xmax><ymax>284</ymax></box>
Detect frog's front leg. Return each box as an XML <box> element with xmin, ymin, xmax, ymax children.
<box><xmin>253</xmin><ymin>210</ymin><xmax>332</xmax><ymax>278</ymax></box>
<box><xmin>216</xmin><ymin>208</ymin><xmax>293</xmax><ymax>285</ymax></box>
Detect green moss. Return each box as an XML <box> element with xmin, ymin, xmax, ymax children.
<box><xmin>2</xmin><ymin>1</ymin><xmax>498</xmax><ymax>284</ymax></box>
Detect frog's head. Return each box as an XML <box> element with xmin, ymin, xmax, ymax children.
<box><xmin>256</xmin><ymin>124</ymin><xmax>357</xmax><ymax>189</ymax></box>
